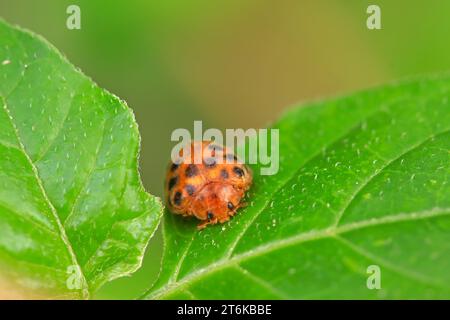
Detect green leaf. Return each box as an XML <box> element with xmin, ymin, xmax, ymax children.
<box><xmin>143</xmin><ymin>76</ymin><xmax>450</xmax><ymax>299</ymax></box>
<box><xmin>0</xmin><ymin>19</ymin><xmax>163</xmax><ymax>299</ymax></box>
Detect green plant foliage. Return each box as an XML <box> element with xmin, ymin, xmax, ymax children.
<box><xmin>0</xmin><ymin>20</ymin><xmax>163</xmax><ymax>299</ymax></box>
<box><xmin>143</xmin><ymin>76</ymin><xmax>450</xmax><ymax>299</ymax></box>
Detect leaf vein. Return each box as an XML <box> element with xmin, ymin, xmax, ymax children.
<box><xmin>335</xmin><ymin>235</ymin><xmax>450</xmax><ymax>290</ymax></box>
<box><xmin>333</xmin><ymin>129</ymin><xmax>450</xmax><ymax>227</ymax></box>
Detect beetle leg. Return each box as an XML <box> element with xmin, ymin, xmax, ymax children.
<box><xmin>229</xmin><ymin>209</ymin><xmax>237</xmax><ymax>217</ymax></box>
<box><xmin>239</xmin><ymin>202</ymin><xmax>248</xmax><ymax>208</ymax></box>
<box><xmin>197</xmin><ymin>220</ymin><xmax>208</xmax><ymax>230</ymax></box>
<box><xmin>197</xmin><ymin>216</ymin><xmax>218</xmax><ymax>230</ymax></box>
<box><xmin>219</xmin><ymin>216</ymin><xmax>230</xmax><ymax>224</ymax></box>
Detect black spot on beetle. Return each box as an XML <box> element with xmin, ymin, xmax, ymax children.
<box><xmin>208</xmin><ymin>144</ymin><xmax>222</xmax><ymax>157</ymax></box>
<box><xmin>168</xmin><ymin>176</ymin><xmax>178</xmax><ymax>190</ymax></box>
<box><xmin>185</xmin><ymin>184</ymin><xmax>195</xmax><ymax>196</ymax></box>
<box><xmin>233</xmin><ymin>166</ymin><xmax>245</xmax><ymax>177</ymax></box>
<box><xmin>185</xmin><ymin>164</ymin><xmax>199</xmax><ymax>177</ymax></box>
<box><xmin>207</xmin><ymin>212</ymin><xmax>214</xmax><ymax>220</ymax></box>
<box><xmin>204</xmin><ymin>157</ymin><xmax>216</xmax><ymax>168</ymax></box>
<box><xmin>220</xmin><ymin>169</ymin><xmax>229</xmax><ymax>179</ymax></box>
<box><xmin>224</xmin><ymin>153</ymin><xmax>238</xmax><ymax>163</ymax></box>
<box><xmin>227</xmin><ymin>202</ymin><xmax>234</xmax><ymax>210</ymax></box>
<box><xmin>170</xmin><ymin>163</ymin><xmax>179</xmax><ymax>172</ymax></box>
<box><xmin>208</xmin><ymin>144</ymin><xmax>223</xmax><ymax>151</ymax></box>
<box><xmin>173</xmin><ymin>191</ymin><xmax>182</xmax><ymax>206</ymax></box>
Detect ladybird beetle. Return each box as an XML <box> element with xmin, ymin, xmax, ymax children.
<box><xmin>165</xmin><ymin>141</ymin><xmax>253</xmax><ymax>230</ymax></box>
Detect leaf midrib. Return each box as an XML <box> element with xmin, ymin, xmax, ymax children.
<box><xmin>147</xmin><ymin>207</ymin><xmax>450</xmax><ymax>299</ymax></box>
<box><xmin>1</xmin><ymin>97</ymin><xmax>90</xmax><ymax>299</ymax></box>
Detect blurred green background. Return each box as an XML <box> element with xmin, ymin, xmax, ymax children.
<box><xmin>1</xmin><ymin>0</ymin><xmax>450</xmax><ymax>299</ymax></box>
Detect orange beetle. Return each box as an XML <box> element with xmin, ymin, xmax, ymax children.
<box><xmin>165</xmin><ymin>141</ymin><xmax>252</xmax><ymax>229</ymax></box>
